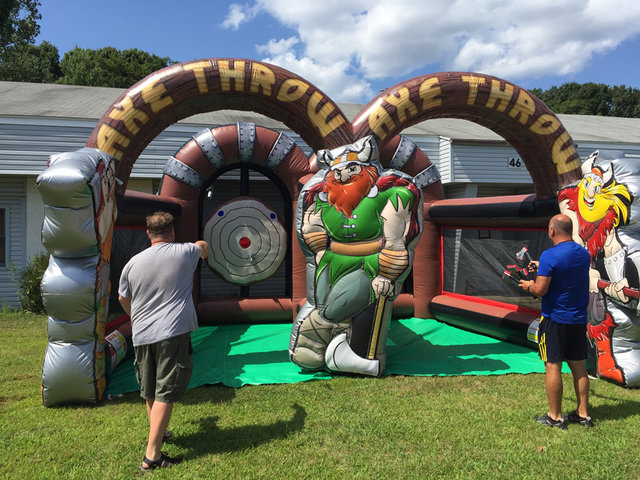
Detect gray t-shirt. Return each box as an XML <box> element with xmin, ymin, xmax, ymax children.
<box><xmin>118</xmin><ymin>242</ymin><xmax>201</xmax><ymax>346</ymax></box>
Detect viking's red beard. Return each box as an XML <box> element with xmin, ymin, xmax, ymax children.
<box><xmin>323</xmin><ymin>165</ymin><xmax>379</xmax><ymax>217</ymax></box>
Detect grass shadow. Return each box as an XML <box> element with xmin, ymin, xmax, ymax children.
<box><xmin>181</xmin><ymin>384</ymin><xmax>237</xmax><ymax>405</ymax></box>
<box><xmin>588</xmin><ymin>397</ymin><xmax>640</xmax><ymax>421</ymax></box>
<box><xmin>171</xmin><ymin>403</ymin><xmax>306</xmax><ymax>458</ymax></box>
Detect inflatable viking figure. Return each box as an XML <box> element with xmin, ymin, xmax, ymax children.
<box><xmin>559</xmin><ymin>151</ymin><xmax>640</xmax><ymax>387</ymax></box>
<box><xmin>289</xmin><ymin>136</ymin><xmax>423</xmax><ymax>376</ymax></box>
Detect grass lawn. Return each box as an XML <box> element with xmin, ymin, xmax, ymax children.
<box><xmin>1</xmin><ymin>311</ymin><xmax>639</xmax><ymax>480</ymax></box>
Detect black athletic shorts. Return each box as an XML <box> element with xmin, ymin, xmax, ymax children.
<box><xmin>537</xmin><ymin>316</ymin><xmax>587</xmax><ymax>363</ymax></box>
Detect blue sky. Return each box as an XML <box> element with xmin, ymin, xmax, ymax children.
<box><xmin>36</xmin><ymin>0</ymin><xmax>640</xmax><ymax>103</ymax></box>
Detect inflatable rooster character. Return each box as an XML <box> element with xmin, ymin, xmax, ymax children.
<box><xmin>559</xmin><ymin>151</ymin><xmax>640</xmax><ymax>386</ymax></box>
<box><xmin>289</xmin><ymin>136</ymin><xmax>423</xmax><ymax>376</ymax></box>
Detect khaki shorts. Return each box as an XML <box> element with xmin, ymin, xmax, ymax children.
<box><xmin>134</xmin><ymin>333</ymin><xmax>193</xmax><ymax>403</ymax></box>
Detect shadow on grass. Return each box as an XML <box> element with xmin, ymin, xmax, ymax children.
<box><xmin>171</xmin><ymin>403</ymin><xmax>306</xmax><ymax>458</ymax></box>
<box><xmin>102</xmin><ymin>383</ymin><xmax>238</xmax><ymax>408</ymax></box>
<box><xmin>181</xmin><ymin>384</ymin><xmax>237</xmax><ymax>405</ymax></box>
<box><xmin>589</xmin><ymin>397</ymin><xmax>640</xmax><ymax>421</ymax></box>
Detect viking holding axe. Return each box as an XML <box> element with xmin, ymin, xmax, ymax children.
<box><xmin>289</xmin><ymin>136</ymin><xmax>423</xmax><ymax>376</ymax></box>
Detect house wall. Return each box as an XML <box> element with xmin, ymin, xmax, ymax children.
<box><xmin>450</xmin><ymin>143</ymin><xmax>530</xmax><ymax>184</ymax></box>
<box><xmin>0</xmin><ymin>176</ymin><xmax>26</xmax><ymax>308</ymax></box>
<box><xmin>26</xmin><ymin>177</ymin><xmax>43</xmax><ymax>260</ymax></box>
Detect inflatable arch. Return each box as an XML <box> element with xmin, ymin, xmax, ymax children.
<box><xmin>38</xmin><ymin>59</ymin><xmax>589</xmax><ymax>406</ymax></box>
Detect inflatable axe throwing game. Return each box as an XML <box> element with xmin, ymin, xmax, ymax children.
<box><xmin>36</xmin><ymin>58</ymin><xmax>640</xmax><ymax>406</ymax></box>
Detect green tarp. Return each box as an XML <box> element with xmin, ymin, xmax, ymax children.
<box><xmin>106</xmin><ymin>318</ymin><xmax>550</xmax><ymax>395</ymax></box>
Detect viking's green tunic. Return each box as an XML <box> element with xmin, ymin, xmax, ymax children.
<box><xmin>315</xmin><ymin>186</ymin><xmax>415</xmax><ymax>293</ymax></box>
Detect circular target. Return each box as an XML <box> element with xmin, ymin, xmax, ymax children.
<box><xmin>204</xmin><ymin>197</ymin><xmax>287</xmax><ymax>285</ymax></box>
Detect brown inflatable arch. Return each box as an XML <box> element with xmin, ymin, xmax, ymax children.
<box><xmin>87</xmin><ymin>59</ymin><xmax>582</xmax><ymax>322</ymax></box>
<box><xmin>86</xmin><ymin>58</ymin><xmax>353</xmax><ymax>193</ymax></box>
<box><xmin>352</xmin><ymin>71</ymin><xmax>583</xmax><ymax>199</ymax></box>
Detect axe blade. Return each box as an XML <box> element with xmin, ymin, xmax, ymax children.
<box><xmin>516</xmin><ymin>246</ymin><xmax>533</xmax><ymax>264</ymax></box>
<box><xmin>501</xmin><ymin>269</ymin><xmax>520</xmax><ymax>286</ymax></box>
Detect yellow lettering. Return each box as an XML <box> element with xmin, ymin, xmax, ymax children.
<box><xmin>461</xmin><ymin>75</ymin><xmax>486</xmax><ymax>105</ymax></box>
<box><xmin>418</xmin><ymin>77</ymin><xmax>442</xmax><ymax>110</ymax></box>
<box><xmin>250</xmin><ymin>63</ymin><xmax>276</xmax><ymax>96</ymax></box>
<box><xmin>141</xmin><ymin>81</ymin><xmax>173</xmax><ymax>113</ymax></box>
<box><xmin>276</xmin><ymin>78</ymin><xmax>309</xmax><ymax>102</ymax></box>
<box><xmin>367</xmin><ymin>104</ymin><xmax>396</xmax><ymax>142</ymax></box>
<box><xmin>95</xmin><ymin>124</ymin><xmax>130</xmax><ymax>161</ymax></box>
<box><xmin>552</xmin><ymin>132</ymin><xmax>580</xmax><ymax>174</ymax></box>
<box><xmin>184</xmin><ymin>60</ymin><xmax>212</xmax><ymax>93</ymax></box>
<box><xmin>486</xmin><ymin>79</ymin><xmax>514</xmax><ymax>112</ymax></box>
<box><xmin>385</xmin><ymin>87</ymin><xmax>418</xmax><ymax>123</ymax></box>
<box><xmin>529</xmin><ymin>113</ymin><xmax>561</xmax><ymax>135</ymax></box>
<box><xmin>508</xmin><ymin>89</ymin><xmax>535</xmax><ymax>125</ymax></box>
<box><xmin>307</xmin><ymin>91</ymin><xmax>346</xmax><ymax>138</ymax></box>
<box><xmin>108</xmin><ymin>96</ymin><xmax>148</xmax><ymax>136</ymax></box>
<box><xmin>218</xmin><ymin>59</ymin><xmax>245</xmax><ymax>92</ymax></box>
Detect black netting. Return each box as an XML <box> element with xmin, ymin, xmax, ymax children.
<box><xmin>109</xmin><ymin>228</ymin><xmax>150</xmax><ymax>315</ymax></box>
<box><xmin>442</xmin><ymin>228</ymin><xmax>551</xmax><ymax>309</ymax></box>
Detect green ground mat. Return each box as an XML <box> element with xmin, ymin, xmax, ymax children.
<box><xmin>106</xmin><ymin>318</ymin><xmax>550</xmax><ymax>395</ymax></box>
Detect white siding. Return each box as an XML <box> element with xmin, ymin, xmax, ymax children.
<box><xmin>0</xmin><ymin>116</ymin><xmax>313</xmax><ymax>180</ymax></box>
<box><xmin>0</xmin><ymin>176</ymin><xmax>26</xmax><ymax>307</ymax></box>
<box><xmin>410</xmin><ymin>135</ymin><xmax>440</xmax><ymax>165</ymax></box>
<box><xmin>575</xmin><ymin>142</ymin><xmax>640</xmax><ymax>161</ymax></box>
<box><xmin>0</xmin><ymin>117</ymin><xmax>194</xmax><ymax>178</ymax></box>
<box><xmin>25</xmin><ymin>177</ymin><xmax>44</xmax><ymax>260</ymax></box>
<box><xmin>450</xmin><ymin>143</ymin><xmax>532</xmax><ymax>184</ymax></box>
<box><xmin>437</xmin><ymin>137</ymin><xmax>452</xmax><ymax>183</ymax></box>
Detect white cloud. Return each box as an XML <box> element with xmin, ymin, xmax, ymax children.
<box><xmin>221</xmin><ymin>3</ymin><xmax>260</xmax><ymax>30</ymax></box>
<box><xmin>222</xmin><ymin>0</ymin><xmax>640</xmax><ymax>101</ymax></box>
<box><xmin>256</xmin><ymin>37</ymin><xmax>299</xmax><ymax>56</ymax></box>
<box><xmin>259</xmin><ymin>50</ymin><xmax>375</xmax><ymax>103</ymax></box>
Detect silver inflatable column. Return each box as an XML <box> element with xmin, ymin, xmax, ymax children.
<box><xmin>37</xmin><ymin>148</ymin><xmax>117</xmax><ymax>406</ymax></box>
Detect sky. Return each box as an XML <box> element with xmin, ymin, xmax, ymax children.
<box><xmin>35</xmin><ymin>0</ymin><xmax>640</xmax><ymax>103</ymax></box>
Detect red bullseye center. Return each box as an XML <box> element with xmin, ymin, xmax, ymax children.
<box><xmin>239</xmin><ymin>236</ymin><xmax>251</xmax><ymax>249</ymax></box>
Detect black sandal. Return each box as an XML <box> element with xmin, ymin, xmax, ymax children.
<box><xmin>139</xmin><ymin>452</ymin><xmax>182</xmax><ymax>471</ymax></box>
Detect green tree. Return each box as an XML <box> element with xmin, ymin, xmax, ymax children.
<box><xmin>9</xmin><ymin>251</ymin><xmax>48</xmax><ymax>314</ymax></box>
<box><xmin>532</xmin><ymin>82</ymin><xmax>640</xmax><ymax>118</ymax></box>
<box><xmin>610</xmin><ymin>85</ymin><xmax>640</xmax><ymax>118</ymax></box>
<box><xmin>58</xmin><ymin>46</ymin><xmax>173</xmax><ymax>88</ymax></box>
<box><xmin>0</xmin><ymin>0</ymin><xmax>41</xmax><ymax>52</ymax></box>
<box><xmin>0</xmin><ymin>40</ymin><xmax>60</xmax><ymax>82</ymax></box>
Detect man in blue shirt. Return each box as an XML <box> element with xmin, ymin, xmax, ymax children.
<box><xmin>519</xmin><ymin>214</ymin><xmax>593</xmax><ymax>429</ymax></box>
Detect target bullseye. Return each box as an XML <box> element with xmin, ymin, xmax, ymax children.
<box><xmin>203</xmin><ymin>197</ymin><xmax>287</xmax><ymax>285</ymax></box>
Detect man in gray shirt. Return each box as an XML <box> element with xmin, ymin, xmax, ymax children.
<box><xmin>119</xmin><ymin>211</ymin><xmax>208</xmax><ymax>471</ymax></box>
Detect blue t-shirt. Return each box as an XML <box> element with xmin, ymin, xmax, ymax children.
<box><xmin>538</xmin><ymin>241</ymin><xmax>591</xmax><ymax>325</ymax></box>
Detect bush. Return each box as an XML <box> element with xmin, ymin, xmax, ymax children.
<box><xmin>10</xmin><ymin>252</ymin><xmax>49</xmax><ymax>314</ymax></box>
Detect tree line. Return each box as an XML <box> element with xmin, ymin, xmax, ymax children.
<box><xmin>1</xmin><ymin>1</ymin><xmax>639</xmax><ymax>117</ymax></box>
<box><xmin>0</xmin><ymin>0</ymin><xmax>173</xmax><ymax>88</ymax></box>
<box><xmin>530</xmin><ymin>84</ymin><xmax>640</xmax><ymax>118</ymax></box>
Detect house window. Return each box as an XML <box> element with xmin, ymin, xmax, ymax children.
<box><xmin>0</xmin><ymin>208</ymin><xmax>5</xmax><ymax>267</ymax></box>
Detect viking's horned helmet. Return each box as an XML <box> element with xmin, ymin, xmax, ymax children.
<box><xmin>581</xmin><ymin>150</ymin><xmax>614</xmax><ymax>186</ymax></box>
<box><xmin>316</xmin><ymin>136</ymin><xmax>381</xmax><ymax>173</ymax></box>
